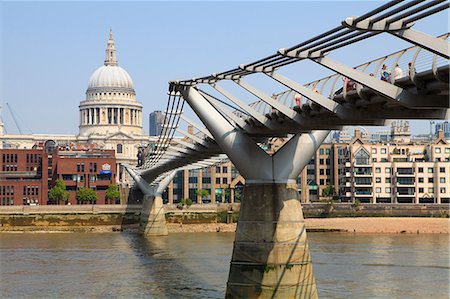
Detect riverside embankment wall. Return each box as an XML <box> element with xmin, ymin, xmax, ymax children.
<box><xmin>0</xmin><ymin>203</ymin><xmax>447</xmax><ymax>230</ymax></box>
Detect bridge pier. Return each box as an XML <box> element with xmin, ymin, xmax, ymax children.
<box><xmin>179</xmin><ymin>85</ymin><xmax>328</xmax><ymax>298</ymax></box>
<box><xmin>226</xmin><ymin>183</ymin><xmax>316</xmax><ymax>298</ymax></box>
<box><xmin>140</xmin><ymin>194</ymin><xmax>168</xmax><ymax>236</ymax></box>
<box><xmin>125</xmin><ymin>167</ymin><xmax>176</xmax><ymax>236</ymax></box>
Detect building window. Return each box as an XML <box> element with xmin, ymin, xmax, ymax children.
<box><xmin>319</xmin><ymin>159</ymin><xmax>324</xmax><ymax>165</ymax></box>
<box><xmin>216</xmin><ymin>166</ymin><xmax>221</xmax><ymax>173</ymax></box>
<box><xmin>385</xmin><ymin>187</ymin><xmax>391</xmax><ymax>193</ymax></box>
<box><xmin>435</xmin><ymin>147</ymin><xmax>441</xmax><ymax>153</ymax></box>
<box><xmin>216</xmin><ymin>178</ymin><xmax>220</xmax><ymax>184</ymax></box>
<box><xmin>222</xmin><ymin>166</ymin><xmax>228</xmax><ymax>173</ymax></box>
<box><xmin>428</xmin><ymin>188</ymin><xmax>434</xmax><ymax>193</ymax></box>
<box><xmin>428</xmin><ymin>178</ymin><xmax>434</xmax><ymax>183</ymax></box>
<box><xmin>419</xmin><ymin>188</ymin><xmax>424</xmax><ymax>193</ymax></box>
<box><xmin>445</xmin><ymin>148</ymin><xmax>450</xmax><ymax>153</ymax></box>
<box><xmin>319</xmin><ymin>149</ymin><xmax>324</xmax><ymax>155</ymax></box>
<box><xmin>117</xmin><ymin>144</ymin><xmax>123</xmax><ymax>154</ymax></box>
<box><xmin>372</xmin><ymin>158</ymin><xmax>377</xmax><ymax>162</ymax></box>
<box><xmin>77</xmin><ymin>163</ymin><xmax>80</xmax><ymax>172</ymax></box>
<box><xmin>385</xmin><ymin>168</ymin><xmax>391</xmax><ymax>173</ymax></box>
<box><xmin>428</xmin><ymin>167</ymin><xmax>434</xmax><ymax>173</ymax></box>
<box><xmin>223</xmin><ymin>178</ymin><xmax>228</xmax><ymax>184</ymax></box>
<box><xmin>440</xmin><ymin>167</ymin><xmax>445</xmax><ymax>173</ymax></box>
<box><xmin>320</xmin><ymin>179</ymin><xmax>324</xmax><ymax>185</ymax></box>
<box><xmin>376</xmin><ymin>177</ymin><xmax>381</xmax><ymax>183</ymax></box>
<box><xmin>440</xmin><ymin>188</ymin><xmax>446</xmax><ymax>194</ymax></box>
<box><xmin>440</xmin><ymin>177</ymin><xmax>446</xmax><ymax>183</ymax></box>
<box><xmin>325</xmin><ymin>149</ymin><xmax>330</xmax><ymax>155</ymax></box>
<box><xmin>372</xmin><ymin>148</ymin><xmax>377</xmax><ymax>154</ymax></box>
<box><xmin>418</xmin><ymin>177</ymin><xmax>424</xmax><ymax>183</ymax></box>
<box><xmin>381</xmin><ymin>148</ymin><xmax>386</xmax><ymax>154</ymax></box>
<box><xmin>375</xmin><ymin>167</ymin><xmax>381</xmax><ymax>173</ymax></box>
<box><xmin>81</xmin><ymin>163</ymin><xmax>85</xmax><ymax>172</ymax></box>
<box><xmin>418</xmin><ymin>167</ymin><xmax>423</xmax><ymax>173</ymax></box>
<box><xmin>319</xmin><ymin>169</ymin><xmax>324</xmax><ymax>175</ymax></box>
<box><xmin>376</xmin><ymin>187</ymin><xmax>381</xmax><ymax>193</ymax></box>
<box><xmin>385</xmin><ymin>178</ymin><xmax>391</xmax><ymax>183</ymax></box>
<box><xmin>355</xmin><ymin>149</ymin><xmax>370</xmax><ymax>165</ymax></box>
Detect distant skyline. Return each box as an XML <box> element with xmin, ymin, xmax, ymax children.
<box><xmin>0</xmin><ymin>1</ymin><xmax>448</xmax><ymax>136</ymax></box>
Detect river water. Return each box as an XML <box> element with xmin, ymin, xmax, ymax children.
<box><xmin>0</xmin><ymin>232</ymin><xmax>448</xmax><ymax>298</ymax></box>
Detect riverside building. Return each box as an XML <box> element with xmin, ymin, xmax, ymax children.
<box><xmin>0</xmin><ymin>29</ymin><xmax>155</xmax><ymax>184</ymax></box>
<box><xmin>0</xmin><ymin>141</ymin><xmax>116</xmax><ymax>205</ymax></box>
<box><xmin>161</xmin><ymin>129</ymin><xmax>449</xmax><ymax>205</ymax></box>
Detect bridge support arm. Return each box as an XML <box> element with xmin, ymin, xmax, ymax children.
<box><xmin>178</xmin><ymin>83</ymin><xmax>329</xmax><ymax>298</ymax></box>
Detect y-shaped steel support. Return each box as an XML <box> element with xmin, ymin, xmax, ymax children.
<box><xmin>126</xmin><ymin>167</ymin><xmax>177</xmax><ymax>236</ymax></box>
<box><xmin>179</xmin><ymin>85</ymin><xmax>328</xmax><ymax>299</ymax></box>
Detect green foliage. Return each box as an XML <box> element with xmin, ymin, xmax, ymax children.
<box><xmin>76</xmin><ymin>187</ymin><xmax>97</xmax><ymax>202</ymax></box>
<box><xmin>234</xmin><ymin>189</ymin><xmax>242</xmax><ymax>201</ymax></box>
<box><xmin>48</xmin><ymin>179</ymin><xmax>69</xmax><ymax>202</ymax></box>
<box><xmin>177</xmin><ymin>198</ymin><xmax>193</xmax><ymax>209</ymax></box>
<box><xmin>195</xmin><ymin>189</ymin><xmax>209</xmax><ymax>199</ymax></box>
<box><xmin>393</xmin><ymin>147</ymin><xmax>399</xmax><ymax>154</ymax></box>
<box><xmin>105</xmin><ymin>184</ymin><xmax>120</xmax><ymax>201</ymax></box>
<box><xmin>321</xmin><ymin>185</ymin><xmax>336</xmax><ymax>197</ymax></box>
<box><xmin>352</xmin><ymin>199</ymin><xmax>361</xmax><ymax>207</ymax></box>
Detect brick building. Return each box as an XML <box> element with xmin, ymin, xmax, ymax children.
<box><xmin>0</xmin><ymin>141</ymin><xmax>117</xmax><ymax>205</ymax></box>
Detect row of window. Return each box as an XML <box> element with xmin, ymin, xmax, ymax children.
<box><xmin>373</xmin><ymin>187</ymin><xmax>447</xmax><ymax>194</ymax></box>
<box><xmin>368</xmin><ymin>147</ymin><xmax>450</xmax><ymax>154</ymax></box>
<box><xmin>2</xmin><ymin>154</ymin><xmax>18</xmax><ymax>164</ymax></box>
<box><xmin>372</xmin><ymin>167</ymin><xmax>446</xmax><ymax>173</ymax></box>
<box><xmin>215</xmin><ymin>166</ymin><xmax>228</xmax><ymax>173</ymax></box>
<box><xmin>2</xmin><ymin>165</ymin><xmax>18</xmax><ymax>172</ymax></box>
<box><xmin>23</xmin><ymin>186</ymin><xmax>39</xmax><ymax>196</ymax></box>
<box><xmin>0</xmin><ymin>186</ymin><xmax>14</xmax><ymax>195</ymax></box>
<box><xmin>26</xmin><ymin>154</ymin><xmax>41</xmax><ymax>164</ymax></box>
<box><xmin>76</xmin><ymin>163</ymin><xmax>98</xmax><ymax>173</ymax></box>
<box><xmin>61</xmin><ymin>174</ymin><xmax>112</xmax><ymax>182</ymax></box>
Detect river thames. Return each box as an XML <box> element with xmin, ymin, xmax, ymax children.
<box><xmin>0</xmin><ymin>232</ymin><xmax>448</xmax><ymax>298</ymax></box>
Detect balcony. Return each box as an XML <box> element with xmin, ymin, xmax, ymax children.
<box><xmin>345</xmin><ymin>182</ymin><xmax>351</xmax><ymax>187</ymax></box>
<box><xmin>345</xmin><ymin>172</ymin><xmax>351</xmax><ymax>177</ymax></box>
<box><xmin>396</xmin><ymin>179</ymin><xmax>415</xmax><ymax>186</ymax></box>
<box><xmin>397</xmin><ymin>192</ymin><xmax>416</xmax><ymax>197</ymax></box>
<box><xmin>354</xmin><ymin>191</ymin><xmax>373</xmax><ymax>196</ymax></box>
<box><xmin>345</xmin><ymin>162</ymin><xmax>351</xmax><ymax>167</ymax></box>
<box><xmin>354</xmin><ymin>171</ymin><xmax>372</xmax><ymax>176</ymax></box>
<box><xmin>396</xmin><ymin>168</ymin><xmax>415</xmax><ymax>177</ymax></box>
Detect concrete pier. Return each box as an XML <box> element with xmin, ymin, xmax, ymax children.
<box><xmin>226</xmin><ymin>183</ymin><xmax>317</xmax><ymax>298</ymax></box>
<box><xmin>140</xmin><ymin>195</ymin><xmax>168</xmax><ymax>236</ymax></box>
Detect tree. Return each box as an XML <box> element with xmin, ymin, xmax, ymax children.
<box><xmin>105</xmin><ymin>184</ymin><xmax>120</xmax><ymax>203</ymax></box>
<box><xmin>195</xmin><ymin>189</ymin><xmax>209</xmax><ymax>201</ymax></box>
<box><xmin>76</xmin><ymin>187</ymin><xmax>97</xmax><ymax>204</ymax></box>
<box><xmin>321</xmin><ymin>185</ymin><xmax>336</xmax><ymax>197</ymax></box>
<box><xmin>48</xmin><ymin>179</ymin><xmax>69</xmax><ymax>204</ymax></box>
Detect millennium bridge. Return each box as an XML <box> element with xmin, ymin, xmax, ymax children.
<box><xmin>125</xmin><ymin>1</ymin><xmax>449</xmax><ymax>298</ymax></box>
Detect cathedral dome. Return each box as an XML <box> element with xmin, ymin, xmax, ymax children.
<box><xmin>86</xmin><ymin>29</ymin><xmax>135</xmax><ymax>94</ymax></box>
<box><xmin>88</xmin><ymin>65</ymin><xmax>134</xmax><ymax>90</ymax></box>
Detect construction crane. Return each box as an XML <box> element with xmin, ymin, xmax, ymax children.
<box><xmin>6</xmin><ymin>102</ymin><xmax>23</xmax><ymax>134</ymax></box>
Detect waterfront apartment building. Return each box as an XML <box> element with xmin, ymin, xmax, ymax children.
<box><xmin>161</xmin><ymin>129</ymin><xmax>449</xmax><ymax>205</ymax></box>
<box><xmin>338</xmin><ymin>129</ymin><xmax>450</xmax><ymax>204</ymax></box>
<box><xmin>0</xmin><ymin>141</ymin><xmax>117</xmax><ymax>205</ymax></box>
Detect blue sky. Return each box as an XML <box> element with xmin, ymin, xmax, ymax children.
<box><xmin>0</xmin><ymin>1</ymin><xmax>448</xmax><ymax>135</ymax></box>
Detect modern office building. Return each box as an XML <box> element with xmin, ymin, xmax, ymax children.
<box><xmin>149</xmin><ymin>111</ymin><xmax>165</xmax><ymax>136</ymax></box>
<box><xmin>435</xmin><ymin>121</ymin><xmax>450</xmax><ymax>139</ymax></box>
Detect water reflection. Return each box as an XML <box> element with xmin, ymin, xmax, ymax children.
<box><xmin>0</xmin><ymin>233</ymin><xmax>448</xmax><ymax>298</ymax></box>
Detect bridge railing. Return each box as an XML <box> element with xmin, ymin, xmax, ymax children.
<box><xmin>239</xmin><ymin>33</ymin><xmax>450</xmax><ymax>115</ymax></box>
